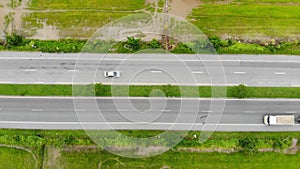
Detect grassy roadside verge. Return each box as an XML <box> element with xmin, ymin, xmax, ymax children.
<box><xmin>0</xmin><ymin>129</ymin><xmax>299</xmax><ymax>168</ymax></box>
<box><xmin>1</xmin><ymin>84</ymin><xmax>300</xmax><ymax>98</ymax></box>
<box><xmin>57</xmin><ymin>150</ymin><xmax>300</xmax><ymax>169</ymax></box>
<box><xmin>3</xmin><ymin>34</ymin><xmax>300</xmax><ymax>55</ymax></box>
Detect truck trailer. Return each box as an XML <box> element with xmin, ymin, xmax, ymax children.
<box><xmin>264</xmin><ymin>115</ymin><xmax>295</xmax><ymax>125</ymax></box>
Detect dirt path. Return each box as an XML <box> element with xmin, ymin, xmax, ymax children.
<box><xmin>13</xmin><ymin>0</ymin><xmax>30</xmax><ymax>31</ymax></box>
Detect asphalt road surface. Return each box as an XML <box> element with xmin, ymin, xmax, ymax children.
<box><xmin>0</xmin><ymin>96</ymin><xmax>299</xmax><ymax>131</ymax></box>
<box><xmin>1</xmin><ymin>52</ymin><xmax>300</xmax><ymax>86</ymax></box>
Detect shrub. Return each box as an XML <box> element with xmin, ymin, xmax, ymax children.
<box><xmin>190</xmin><ymin>39</ymin><xmax>215</xmax><ymax>53</ymax></box>
<box><xmin>209</xmin><ymin>35</ymin><xmax>222</xmax><ymax>50</ymax></box>
<box><xmin>238</xmin><ymin>137</ymin><xmax>258</xmax><ymax>154</ymax></box>
<box><xmin>232</xmin><ymin>84</ymin><xmax>248</xmax><ymax>98</ymax></box>
<box><xmin>149</xmin><ymin>39</ymin><xmax>161</xmax><ymax>48</ymax></box>
<box><xmin>171</xmin><ymin>42</ymin><xmax>194</xmax><ymax>54</ymax></box>
<box><xmin>221</xmin><ymin>43</ymin><xmax>266</xmax><ymax>54</ymax></box>
<box><xmin>125</xmin><ymin>36</ymin><xmax>141</xmax><ymax>51</ymax></box>
<box><xmin>36</xmin><ymin>39</ymin><xmax>86</xmax><ymax>53</ymax></box>
<box><xmin>5</xmin><ymin>33</ymin><xmax>24</xmax><ymax>47</ymax></box>
<box><xmin>272</xmin><ymin>137</ymin><xmax>291</xmax><ymax>150</ymax></box>
<box><xmin>95</xmin><ymin>83</ymin><xmax>110</xmax><ymax>96</ymax></box>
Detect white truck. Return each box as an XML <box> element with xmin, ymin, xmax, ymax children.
<box><xmin>264</xmin><ymin>115</ymin><xmax>295</xmax><ymax>125</ymax></box>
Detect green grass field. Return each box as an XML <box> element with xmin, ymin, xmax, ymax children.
<box><xmin>0</xmin><ymin>147</ymin><xmax>36</xmax><ymax>169</ymax></box>
<box><xmin>56</xmin><ymin>149</ymin><xmax>300</xmax><ymax>169</ymax></box>
<box><xmin>189</xmin><ymin>0</ymin><xmax>300</xmax><ymax>39</ymax></box>
<box><xmin>28</xmin><ymin>0</ymin><xmax>147</xmax><ymax>11</ymax></box>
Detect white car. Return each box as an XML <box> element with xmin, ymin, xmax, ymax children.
<box><xmin>104</xmin><ymin>71</ymin><xmax>121</xmax><ymax>78</ymax></box>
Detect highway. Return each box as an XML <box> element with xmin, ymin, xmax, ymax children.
<box><xmin>1</xmin><ymin>52</ymin><xmax>300</xmax><ymax>86</ymax></box>
<box><xmin>0</xmin><ymin>96</ymin><xmax>299</xmax><ymax>131</ymax></box>
<box><xmin>1</xmin><ymin>52</ymin><xmax>300</xmax><ymax>131</ymax></box>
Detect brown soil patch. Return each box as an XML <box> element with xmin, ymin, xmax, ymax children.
<box><xmin>284</xmin><ymin>138</ymin><xmax>299</xmax><ymax>154</ymax></box>
<box><xmin>30</xmin><ymin>20</ymin><xmax>60</xmax><ymax>40</ymax></box>
<box><xmin>137</xmin><ymin>146</ymin><xmax>169</xmax><ymax>156</ymax></box>
<box><xmin>146</xmin><ymin>0</ymin><xmax>157</xmax><ymax>4</ymax></box>
<box><xmin>105</xmin><ymin>145</ymin><xmax>169</xmax><ymax>156</ymax></box>
<box><xmin>169</xmin><ymin>0</ymin><xmax>201</xmax><ymax>18</ymax></box>
<box><xmin>13</xmin><ymin>0</ymin><xmax>30</xmax><ymax>31</ymax></box>
<box><xmin>63</xmin><ymin>145</ymin><xmax>100</xmax><ymax>153</ymax></box>
<box><xmin>208</xmin><ymin>0</ymin><xmax>234</xmax><ymax>4</ymax></box>
<box><xmin>179</xmin><ymin>147</ymin><xmax>236</xmax><ymax>153</ymax></box>
<box><xmin>0</xmin><ymin>0</ymin><xmax>11</xmax><ymax>39</ymax></box>
<box><xmin>46</xmin><ymin>147</ymin><xmax>61</xmax><ymax>169</ymax></box>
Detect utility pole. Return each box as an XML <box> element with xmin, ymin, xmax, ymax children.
<box><xmin>162</xmin><ymin>0</ymin><xmax>171</xmax><ymax>50</ymax></box>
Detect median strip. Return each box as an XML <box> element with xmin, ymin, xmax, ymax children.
<box><xmin>0</xmin><ymin>84</ymin><xmax>299</xmax><ymax>99</ymax></box>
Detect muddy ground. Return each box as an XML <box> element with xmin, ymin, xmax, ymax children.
<box><xmin>0</xmin><ymin>0</ymin><xmax>200</xmax><ymax>40</ymax></box>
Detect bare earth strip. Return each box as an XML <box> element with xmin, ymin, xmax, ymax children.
<box><xmin>0</xmin><ymin>0</ymin><xmax>11</xmax><ymax>39</ymax></box>
<box><xmin>13</xmin><ymin>0</ymin><xmax>30</xmax><ymax>31</ymax></box>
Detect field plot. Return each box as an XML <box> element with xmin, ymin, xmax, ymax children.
<box><xmin>52</xmin><ymin>149</ymin><xmax>300</xmax><ymax>169</ymax></box>
<box><xmin>189</xmin><ymin>0</ymin><xmax>300</xmax><ymax>40</ymax></box>
<box><xmin>21</xmin><ymin>0</ymin><xmax>152</xmax><ymax>38</ymax></box>
<box><xmin>0</xmin><ymin>147</ymin><xmax>36</xmax><ymax>169</ymax></box>
<box><xmin>28</xmin><ymin>0</ymin><xmax>146</xmax><ymax>10</ymax></box>
<box><xmin>23</xmin><ymin>12</ymin><xmax>133</xmax><ymax>38</ymax></box>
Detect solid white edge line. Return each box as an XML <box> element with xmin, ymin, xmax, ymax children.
<box><xmin>285</xmin><ymin>111</ymin><xmax>296</xmax><ymax>114</ymax></box>
<box><xmin>0</xmin><ymin>121</ymin><xmax>274</xmax><ymax>126</ymax></box>
<box><xmin>0</xmin><ymin>121</ymin><xmax>300</xmax><ymax>127</ymax></box>
<box><xmin>2</xmin><ymin>96</ymin><xmax>300</xmax><ymax>101</ymax></box>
